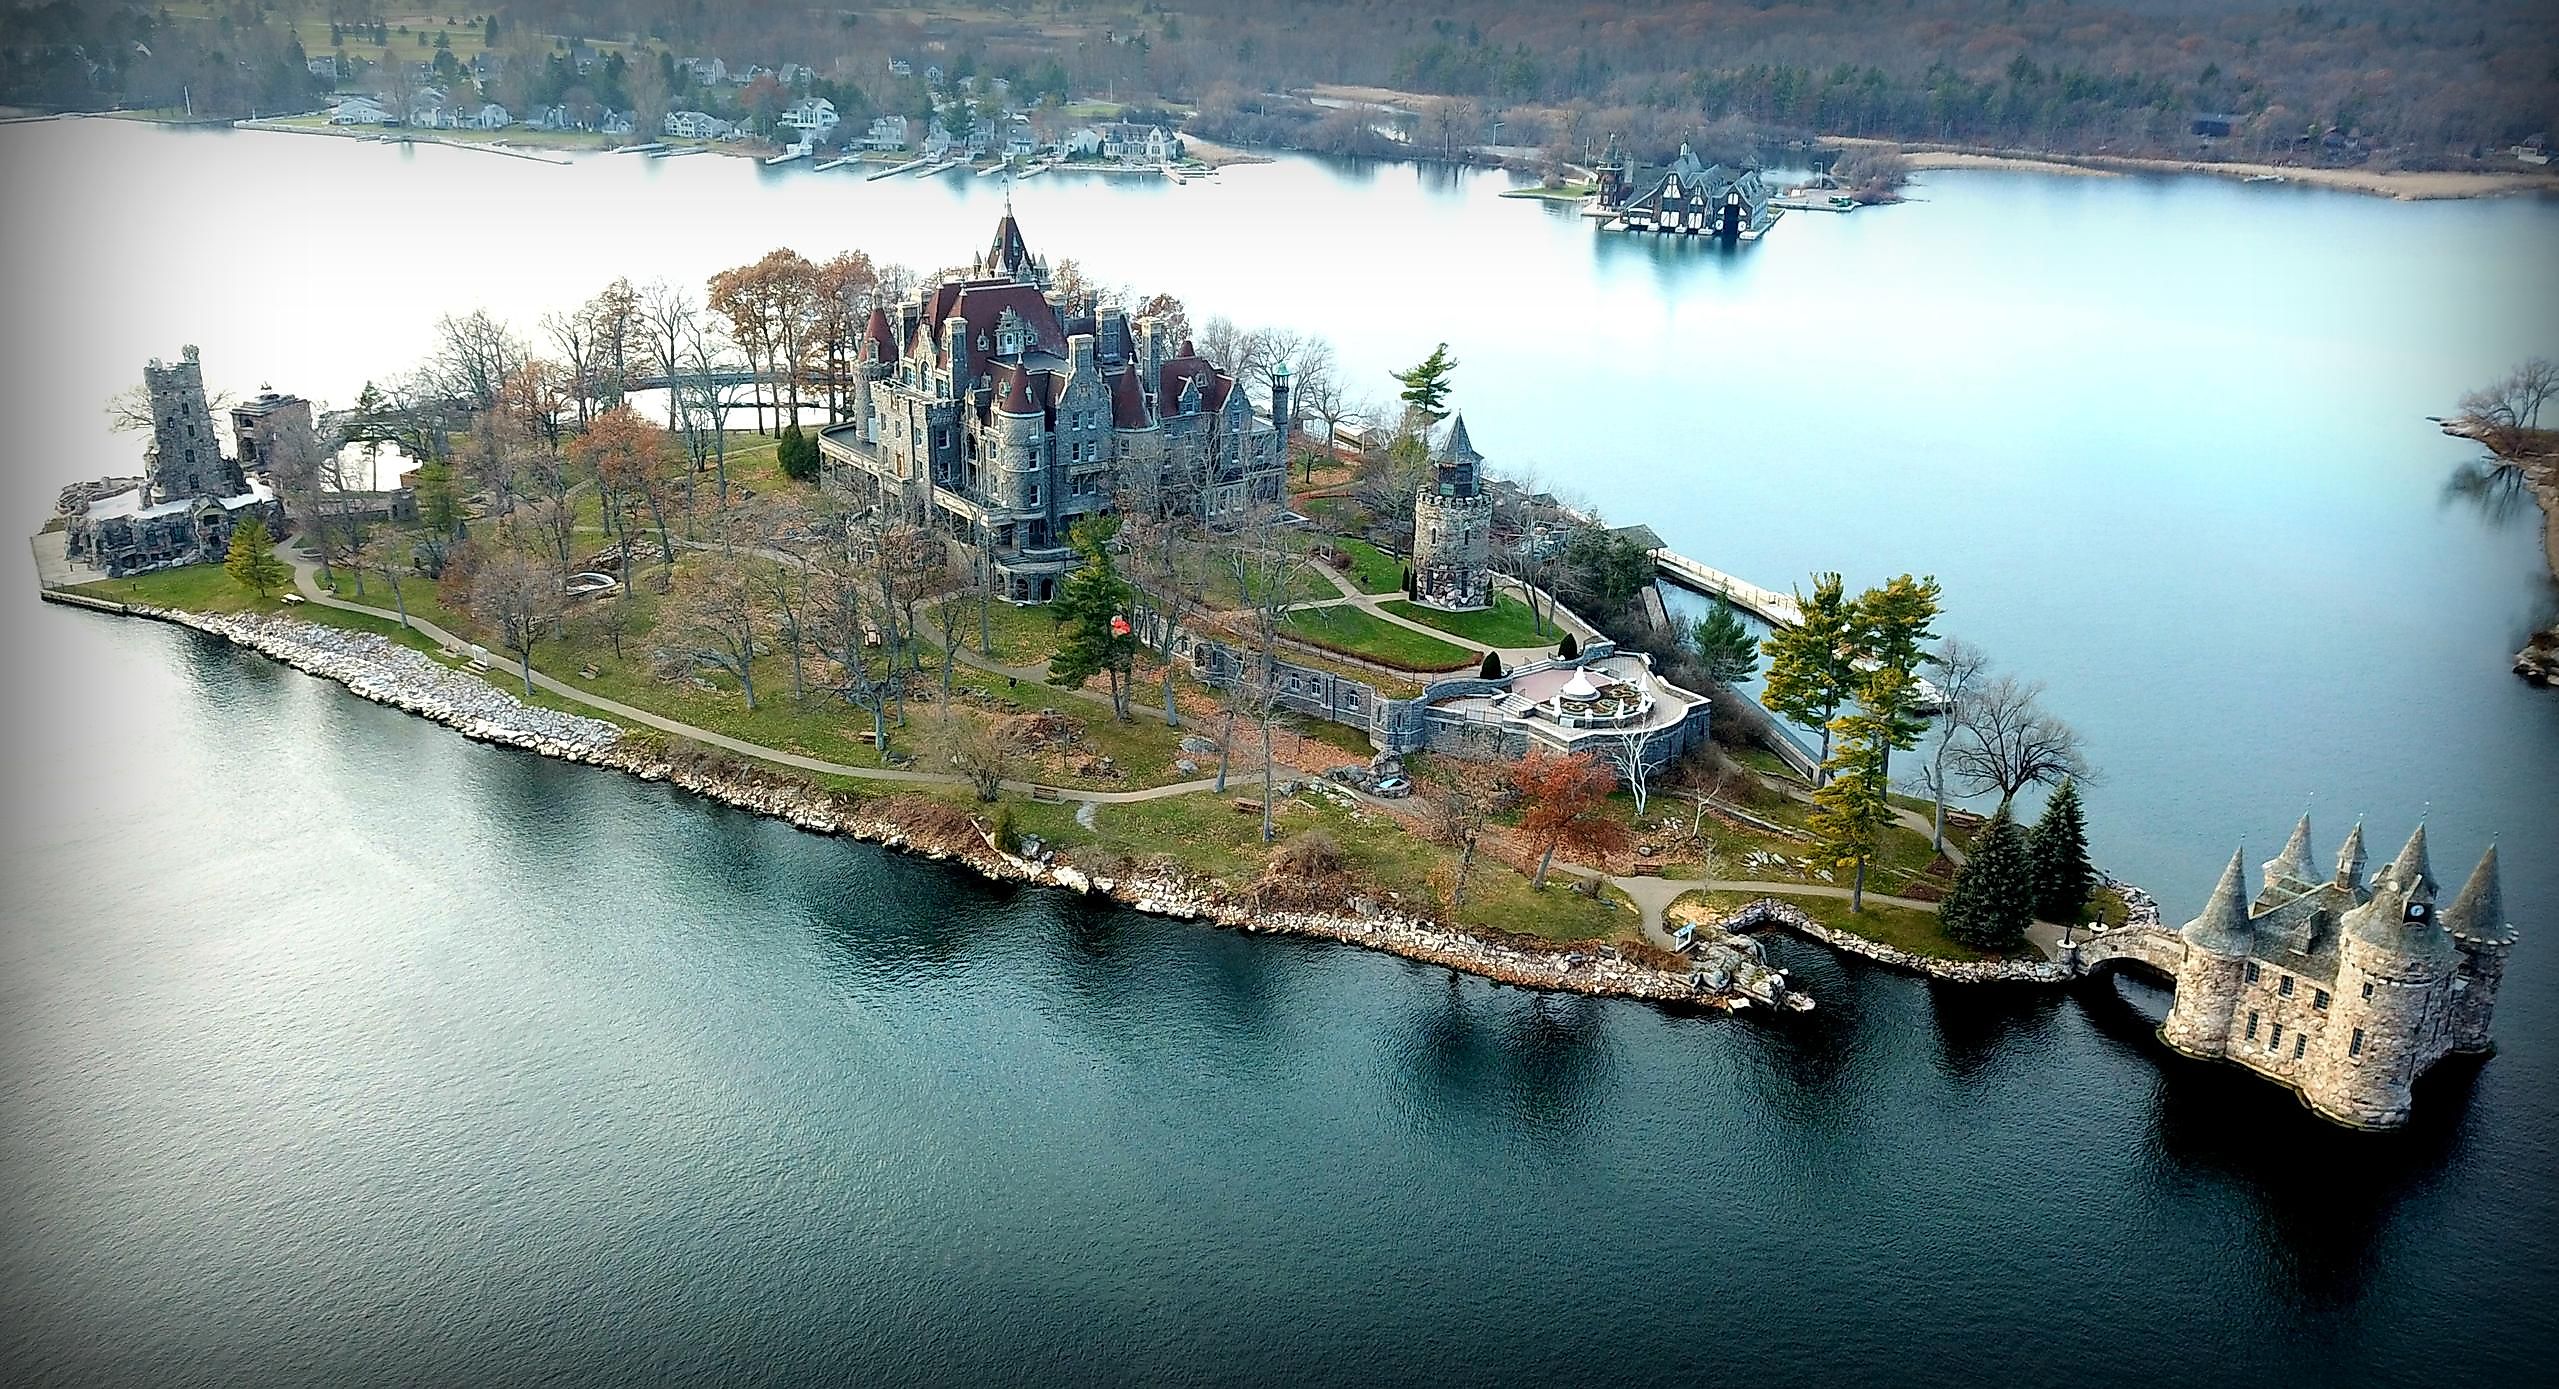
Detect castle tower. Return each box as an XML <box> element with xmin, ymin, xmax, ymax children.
<box><xmin>142</xmin><ymin>346</ymin><xmax>245</xmax><ymax>505</ymax></box>
<box><xmin>1595</xmin><ymin>132</ymin><xmax>1629</xmax><ymax>211</ymax></box>
<box><xmin>2161</xmin><ymin>849</ymin><xmax>2255</xmax><ymax>1059</ymax></box>
<box><xmin>2309</xmin><ymin>826</ymin><xmax>2458</xmax><ymax>1129</ymax></box>
<box><xmin>984</xmin><ymin>202</ymin><xmax>1036</xmax><ymax>283</ymax></box>
<box><xmin>1410</xmin><ymin>413</ymin><xmax>1493</xmax><ymax>610</ymax></box>
<box><xmin>2441</xmin><ymin>845</ymin><xmax>2516</xmax><ymax>1055</ymax></box>
<box><xmin>993</xmin><ymin>367</ymin><xmax>1045</xmax><ymax>514</ymax></box>
<box><xmin>853</xmin><ymin>306</ymin><xmax>897</xmax><ymax>446</ymax></box>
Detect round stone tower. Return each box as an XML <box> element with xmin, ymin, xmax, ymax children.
<box><xmin>2441</xmin><ymin>845</ymin><xmax>2515</xmax><ymax>1055</ymax></box>
<box><xmin>2161</xmin><ymin>849</ymin><xmax>2254</xmax><ymax>1058</ymax></box>
<box><xmin>2307</xmin><ymin>827</ymin><xmax>2457</xmax><ymax>1129</ymax></box>
<box><xmin>1411</xmin><ymin>414</ymin><xmax>1493</xmax><ymax>611</ymax></box>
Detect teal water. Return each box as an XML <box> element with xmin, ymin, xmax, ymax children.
<box><xmin>2</xmin><ymin>120</ymin><xmax>2555</xmax><ymax>1384</ymax></box>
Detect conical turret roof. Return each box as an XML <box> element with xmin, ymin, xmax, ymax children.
<box><xmin>2263</xmin><ymin>813</ymin><xmax>2316</xmax><ymax>889</ymax></box>
<box><xmin>2442</xmin><ymin>845</ymin><xmax>2516</xmax><ymax>946</ymax></box>
<box><xmin>2383</xmin><ymin>824</ymin><xmax>2438</xmax><ymax>898</ymax></box>
<box><xmin>2334</xmin><ymin>819</ymin><xmax>2368</xmax><ymax>888</ymax></box>
<box><xmin>862</xmin><ymin>306</ymin><xmax>897</xmax><ymax>362</ymax></box>
<box><xmin>995</xmin><ymin>365</ymin><xmax>1041</xmax><ymax>415</ymax></box>
<box><xmin>2182</xmin><ymin>849</ymin><xmax>2256</xmax><ymax>957</ymax></box>
<box><xmin>1443</xmin><ymin>413</ymin><xmax>1482</xmax><ymax>465</ymax></box>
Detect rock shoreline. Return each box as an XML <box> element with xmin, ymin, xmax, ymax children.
<box><xmin>95</xmin><ymin>601</ymin><xmax>1778</xmax><ymax>1013</ymax></box>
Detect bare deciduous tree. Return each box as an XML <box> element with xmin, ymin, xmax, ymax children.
<box><xmin>1943</xmin><ymin>673</ymin><xmax>2093</xmax><ymax>813</ymax></box>
<box><xmin>469</xmin><ymin>548</ymin><xmax>564</xmax><ymax>697</ymax></box>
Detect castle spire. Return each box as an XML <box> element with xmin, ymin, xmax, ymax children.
<box><xmin>2384</xmin><ymin>824</ymin><xmax>2437</xmax><ymax>899</ymax></box>
<box><xmin>2334</xmin><ymin>819</ymin><xmax>2368</xmax><ymax>893</ymax></box>
<box><xmin>2442</xmin><ymin>845</ymin><xmax>2516</xmax><ymax>947</ymax></box>
<box><xmin>2263</xmin><ymin>812</ymin><xmax>2316</xmax><ymax>888</ymax></box>
<box><xmin>2181</xmin><ymin>848</ymin><xmax>2256</xmax><ymax>957</ymax></box>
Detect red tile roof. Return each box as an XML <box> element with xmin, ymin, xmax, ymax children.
<box><xmin>1108</xmin><ymin>366</ymin><xmax>1151</xmax><ymax>429</ymax></box>
<box><xmin>862</xmin><ymin>306</ymin><xmax>897</xmax><ymax>363</ymax></box>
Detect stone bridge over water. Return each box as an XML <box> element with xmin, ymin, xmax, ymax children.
<box><xmin>2060</xmin><ymin>924</ymin><xmax>2185</xmax><ymax>984</ymax></box>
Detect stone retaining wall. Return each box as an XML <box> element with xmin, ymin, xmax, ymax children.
<box><xmin>1707</xmin><ymin>897</ymin><xmax>2073</xmax><ymax>984</ymax></box>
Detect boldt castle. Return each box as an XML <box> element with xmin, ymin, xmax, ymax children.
<box><xmin>816</xmin><ymin>209</ymin><xmax>1289</xmax><ymax>602</ymax></box>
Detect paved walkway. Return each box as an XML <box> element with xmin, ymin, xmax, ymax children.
<box><xmin>1292</xmin><ymin>554</ymin><xmax>1594</xmax><ymax>670</ymax></box>
<box><xmin>281</xmin><ymin>547</ymin><xmax>1249</xmax><ymax>807</ymax></box>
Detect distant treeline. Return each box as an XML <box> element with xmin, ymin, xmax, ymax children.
<box><xmin>9</xmin><ymin>2</ymin><xmax>2553</xmax><ymax>166</ymax></box>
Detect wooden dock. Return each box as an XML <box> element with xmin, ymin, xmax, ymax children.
<box><xmin>1651</xmin><ymin>549</ymin><xmax>1803</xmax><ymax>627</ymax></box>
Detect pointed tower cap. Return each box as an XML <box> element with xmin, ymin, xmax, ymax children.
<box><xmin>1443</xmin><ymin>412</ymin><xmax>1482</xmax><ymax>465</ymax></box>
<box><xmin>2442</xmin><ymin>845</ymin><xmax>2516</xmax><ymax>946</ymax></box>
<box><xmin>2182</xmin><ymin>849</ymin><xmax>2256</xmax><ymax>957</ymax></box>
<box><xmin>995</xmin><ymin>366</ymin><xmax>1040</xmax><ymax>416</ymax></box>
<box><xmin>2263</xmin><ymin>812</ymin><xmax>2316</xmax><ymax>888</ymax></box>
<box><xmin>2384</xmin><ymin>824</ymin><xmax>2438</xmax><ymax>899</ymax></box>
<box><xmin>2334</xmin><ymin>819</ymin><xmax>2368</xmax><ymax>883</ymax></box>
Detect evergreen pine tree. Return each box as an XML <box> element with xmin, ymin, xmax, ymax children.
<box><xmin>1478</xmin><ymin>650</ymin><xmax>1503</xmax><ymax>679</ymax></box>
<box><xmin>1390</xmin><ymin>343</ymin><xmax>1457</xmax><ymax>422</ymax></box>
<box><xmin>1940</xmin><ymin>807</ymin><xmax>2036</xmax><ymax>951</ymax></box>
<box><xmin>224</xmin><ymin>515</ymin><xmax>289</xmax><ymax>600</ymax></box>
<box><xmin>1557</xmin><ymin>632</ymin><xmax>1578</xmax><ymax>659</ymax></box>
<box><xmin>1760</xmin><ymin>572</ymin><xmax>1858</xmax><ymax>772</ymax></box>
<box><xmin>2027</xmin><ymin>779</ymin><xmax>2096</xmax><ymax>926</ymax></box>
<box><xmin>1047</xmin><ymin>517</ymin><xmax>1138</xmax><ymax>720</ymax></box>
<box><xmin>777</xmin><ymin>424</ymin><xmax>820</xmax><ymax>481</ymax></box>
<box><xmin>1691</xmin><ymin>596</ymin><xmax>1758</xmax><ymax>684</ymax></box>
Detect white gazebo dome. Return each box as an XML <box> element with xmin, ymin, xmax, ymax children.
<box><xmin>1558</xmin><ymin>669</ymin><xmax>1601</xmax><ymax>701</ymax></box>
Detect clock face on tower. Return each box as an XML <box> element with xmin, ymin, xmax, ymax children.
<box><xmin>2404</xmin><ymin>899</ymin><xmax>2435</xmax><ymax>927</ymax></box>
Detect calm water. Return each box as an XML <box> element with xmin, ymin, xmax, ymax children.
<box><xmin>3</xmin><ymin>119</ymin><xmax>2555</xmax><ymax>1384</ymax></box>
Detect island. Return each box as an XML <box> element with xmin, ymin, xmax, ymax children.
<box><xmin>29</xmin><ymin>209</ymin><xmax>2516</xmax><ymax>1129</ymax></box>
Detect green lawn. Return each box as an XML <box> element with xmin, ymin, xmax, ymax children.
<box><xmin>1379</xmin><ymin>594</ymin><xmax>1554</xmax><ymax>649</ymax></box>
<box><xmin>926</xmin><ymin>594</ymin><xmax>1064</xmax><ymax>669</ymax></box>
<box><xmin>1010</xmin><ymin>785</ymin><xmax>1637</xmax><ymax>943</ymax></box>
<box><xmin>1280</xmin><ymin>606</ymin><xmax>1475</xmax><ymax>672</ymax></box>
<box><xmin>1321</xmin><ymin>535</ymin><xmax>1406</xmax><ymax>595</ymax></box>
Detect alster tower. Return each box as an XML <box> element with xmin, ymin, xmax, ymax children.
<box><xmin>1409</xmin><ymin>414</ymin><xmax>1492</xmax><ymax>611</ymax></box>
<box><xmin>2159</xmin><ymin>816</ymin><xmax>2514</xmax><ymax>1129</ymax></box>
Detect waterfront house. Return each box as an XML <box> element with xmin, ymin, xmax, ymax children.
<box><xmin>1102</xmin><ymin>123</ymin><xmax>1180</xmax><ymax>164</ymax></box>
<box><xmin>664</xmin><ymin>111</ymin><xmax>737</xmax><ymax>141</ymax></box>
<box><xmin>1062</xmin><ymin>126</ymin><xmax>1107</xmax><ymax>158</ymax></box>
<box><xmin>861</xmin><ymin>114</ymin><xmax>911</xmax><ymax>151</ymax></box>
<box><xmin>327</xmin><ymin>96</ymin><xmax>392</xmax><ymax>125</ymax></box>
<box><xmin>1597</xmin><ymin>141</ymin><xmax>1775</xmax><ymax>239</ymax></box>
<box><xmin>465</xmin><ymin>103</ymin><xmax>511</xmax><ymax>131</ymax></box>
<box><xmin>888</xmin><ymin>58</ymin><xmax>913</xmax><ymax>78</ymax></box>
<box><xmin>782</xmin><ymin>97</ymin><xmax>839</xmax><ymax>135</ymax></box>
<box><xmin>2514</xmin><ymin>135</ymin><xmax>2550</xmax><ymax>165</ymax></box>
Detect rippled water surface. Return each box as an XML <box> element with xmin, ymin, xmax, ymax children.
<box><xmin>2</xmin><ymin>120</ymin><xmax>2554</xmax><ymax>1385</ymax></box>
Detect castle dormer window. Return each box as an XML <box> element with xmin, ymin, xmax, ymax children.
<box><xmin>2244</xmin><ymin>962</ymin><xmax>2260</xmax><ymax>983</ymax></box>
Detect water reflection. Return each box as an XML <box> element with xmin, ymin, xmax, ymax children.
<box><xmin>2147</xmin><ymin>1051</ymin><xmax>2478</xmax><ymax>1313</ymax></box>
<box><xmin>2441</xmin><ymin>457</ymin><xmax>2537</xmax><ymax>527</ymax></box>
<box><xmin>1493</xmin><ymin>992</ymin><xmax>1612</xmax><ymax>1144</ymax></box>
<box><xmin>1927</xmin><ymin>980</ymin><xmax>2067</xmax><ymax>1082</ymax></box>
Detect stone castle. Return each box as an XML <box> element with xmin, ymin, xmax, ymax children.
<box><xmin>816</xmin><ymin>209</ymin><xmax>1289</xmax><ymax>602</ymax></box>
<box><xmin>61</xmin><ymin>347</ymin><xmax>283</xmax><ymax>577</ymax></box>
<box><xmin>1593</xmin><ymin>137</ymin><xmax>1776</xmax><ymax>239</ymax></box>
<box><xmin>2157</xmin><ymin>817</ymin><xmax>2513</xmax><ymax>1129</ymax></box>
<box><xmin>1410</xmin><ymin>415</ymin><xmax>1493</xmax><ymax>610</ymax></box>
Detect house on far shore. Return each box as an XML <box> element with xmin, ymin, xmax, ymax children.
<box><xmin>465</xmin><ymin>103</ymin><xmax>511</xmax><ymax>130</ymax></box>
<box><xmin>782</xmin><ymin>96</ymin><xmax>839</xmax><ymax>136</ymax></box>
<box><xmin>1062</xmin><ymin>125</ymin><xmax>1106</xmax><ymax>158</ymax></box>
<box><xmin>2190</xmin><ymin>112</ymin><xmax>2237</xmax><ymax>140</ymax></box>
<box><xmin>1101</xmin><ymin>123</ymin><xmax>1180</xmax><ymax>164</ymax></box>
<box><xmin>860</xmin><ymin>114</ymin><xmax>911</xmax><ymax>151</ymax></box>
<box><xmin>664</xmin><ymin>110</ymin><xmax>737</xmax><ymax>141</ymax></box>
<box><xmin>2514</xmin><ymin>134</ymin><xmax>2550</xmax><ymax>165</ymax></box>
<box><xmin>327</xmin><ymin>95</ymin><xmax>392</xmax><ymax>125</ymax></box>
